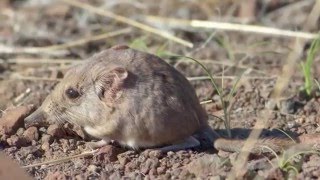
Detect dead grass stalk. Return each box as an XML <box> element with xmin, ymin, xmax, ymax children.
<box><xmin>60</xmin><ymin>0</ymin><xmax>193</xmax><ymax>48</ymax></box>
<box><xmin>144</xmin><ymin>16</ymin><xmax>319</xmax><ymax>40</ymax></box>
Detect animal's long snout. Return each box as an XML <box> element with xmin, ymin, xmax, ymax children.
<box><xmin>24</xmin><ymin>108</ymin><xmax>48</xmax><ymax>127</ymax></box>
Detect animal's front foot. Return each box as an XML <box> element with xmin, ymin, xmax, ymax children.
<box><xmin>86</xmin><ymin>139</ymin><xmax>109</xmax><ymax>151</ymax></box>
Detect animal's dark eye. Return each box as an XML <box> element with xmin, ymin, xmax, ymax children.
<box><xmin>65</xmin><ymin>88</ymin><xmax>80</xmax><ymax>99</ymax></box>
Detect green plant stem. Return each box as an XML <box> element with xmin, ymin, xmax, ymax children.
<box><xmin>172</xmin><ymin>55</ymin><xmax>231</xmax><ymax>137</ymax></box>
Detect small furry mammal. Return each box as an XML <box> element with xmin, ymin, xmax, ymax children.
<box><xmin>24</xmin><ymin>45</ymin><xmax>320</xmax><ymax>152</ymax></box>
<box><xmin>25</xmin><ymin>45</ymin><xmax>212</xmax><ymax>151</ymax></box>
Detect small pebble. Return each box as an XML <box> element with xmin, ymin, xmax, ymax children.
<box><xmin>41</xmin><ymin>134</ymin><xmax>53</xmax><ymax>144</ymax></box>
<box><xmin>23</xmin><ymin>126</ymin><xmax>39</xmax><ymax>142</ymax></box>
<box><xmin>47</xmin><ymin>124</ymin><xmax>66</xmax><ymax>138</ymax></box>
<box><xmin>6</xmin><ymin>135</ymin><xmax>28</xmax><ymax>148</ymax></box>
<box><xmin>0</xmin><ymin>105</ymin><xmax>34</xmax><ymax>135</ymax></box>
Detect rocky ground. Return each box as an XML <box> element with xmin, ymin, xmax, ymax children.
<box><xmin>0</xmin><ymin>0</ymin><xmax>320</xmax><ymax>179</ymax></box>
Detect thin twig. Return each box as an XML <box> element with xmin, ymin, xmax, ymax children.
<box><xmin>59</xmin><ymin>0</ymin><xmax>193</xmax><ymax>48</ymax></box>
<box><xmin>144</xmin><ymin>15</ymin><xmax>319</xmax><ymax>40</ymax></box>
<box><xmin>13</xmin><ymin>88</ymin><xmax>31</xmax><ymax>106</ymax></box>
<box><xmin>200</xmin><ymin>99</ymin><xmax>213</xmax><ymax>104</ymax></box>
<box><xmin>22</xmin><ymin>150</ymin><xmax>98</xmax><ymax>168</ymax></box>
<box><xmin>0</xmin><ymin>46</ymin><xmax>67</xmax><ymax>55</ymax></box>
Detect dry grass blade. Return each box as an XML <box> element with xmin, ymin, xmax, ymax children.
<box><xmin>227</xmin><ymin>110</ymin><xmax>270</xmax><ymax>179</ymax></box>
<box><xmin>187</xmin><ymin>75</ymin><xmax>275</xmax><ymax>81</ymax></box>
<box><xmin>0</xmin><ymin>45</ymin><xmax>67</xmax><ymax>55</ymax></box>
<box><xmin>1</xmin><ymin>58</ymin><xmax>82</xmax><ymax>64</ymax></box>
<box><xmin>305</xmin><ymin>0</ymin><xmax>320</xmax><ymax>30</ymax></box>
<box><xmin>0</xmin><ymin>28</ymin><xmax>131</xmax><ymax>54</ymax></box>
<box><xmin>271</xmin><ymin>40</ymin><xmax>305</xmax><ymax>100</ymax></box>
<box><xmin>144</xmin><ymin>16</ymin><xmax>319</xmax><ymax>40</ymax></box>
<box><xmin>59</xmin><ymin>0</ymin><xmax>193</xmax><ymax>48</ymax></box>
<box><xmin>227</xmin><ymin>31</ymin><xmax>313</xmax><ymax>180</ymax></box>
<box><xmin>22</xmin><ymin>150</ymin><xmax>98</xmax><ymax>168</ymax></box>
<box><xmin>200</xmin><ymin>99</ymin><xmax>213</xmax><ymax>105</ymax></box>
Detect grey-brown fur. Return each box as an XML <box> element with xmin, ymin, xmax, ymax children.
<box><xmin>25</xmin><ymin>45</ymin><xmax>209</xmax><ymax>150</ymax></box>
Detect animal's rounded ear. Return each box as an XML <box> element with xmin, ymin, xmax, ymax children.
<box><xmin>110</xmin><ymin>67</ymin><xmax>128</xmax><ymax>81</ymax></box>
<box><xmin>96</xmin><ymin>67</ymin><xmax>128</xmax><ymax>105</ymax></box>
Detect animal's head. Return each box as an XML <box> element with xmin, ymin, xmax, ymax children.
<box><xmin>24</xmin><ymin>49</ymin><xmax>130</xmax><ymax>127</ymax></box>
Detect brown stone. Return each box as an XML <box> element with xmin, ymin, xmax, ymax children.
<box><xmin>47</xmin><ymin>124</ymin><xmax>66</xmax><ymax>138</ymax></box>
<box><xmin>23</xmin><ymin>126</ymin><xmax>39</xmax><ymax>142</ymax></box>
<box><xmin>41</xmin><ymin>134</ymin><xmax>53</xmax><ymax>144</ymax></box>
<box><xmin>6</xmin><ymin>135</ymin><xmax>28</xmax><ymax>148</ymax></box>
<box><xmin>0</xmin><ymin>105</ymin><xmax>34</xmax><ymax>135</ymax></box>
<box><xmin>41</xmin><ymin>141</ymin><xmax>50</xmax><ymax>151</ymax></box>
<box><xmin>45</xmin><ymin>171</ymin><xmax>68</xmax><ymax>180</ymax></box>
<box><xmin>94</xmin><ymin>145</ymin><xmax>124</xmax><ymax>162</ymax></box>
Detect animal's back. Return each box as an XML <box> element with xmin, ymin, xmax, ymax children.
<box><xmin>87</xmin><ymin>47</ymin><xmax>208</xmax><ymax>147</ymax></box>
